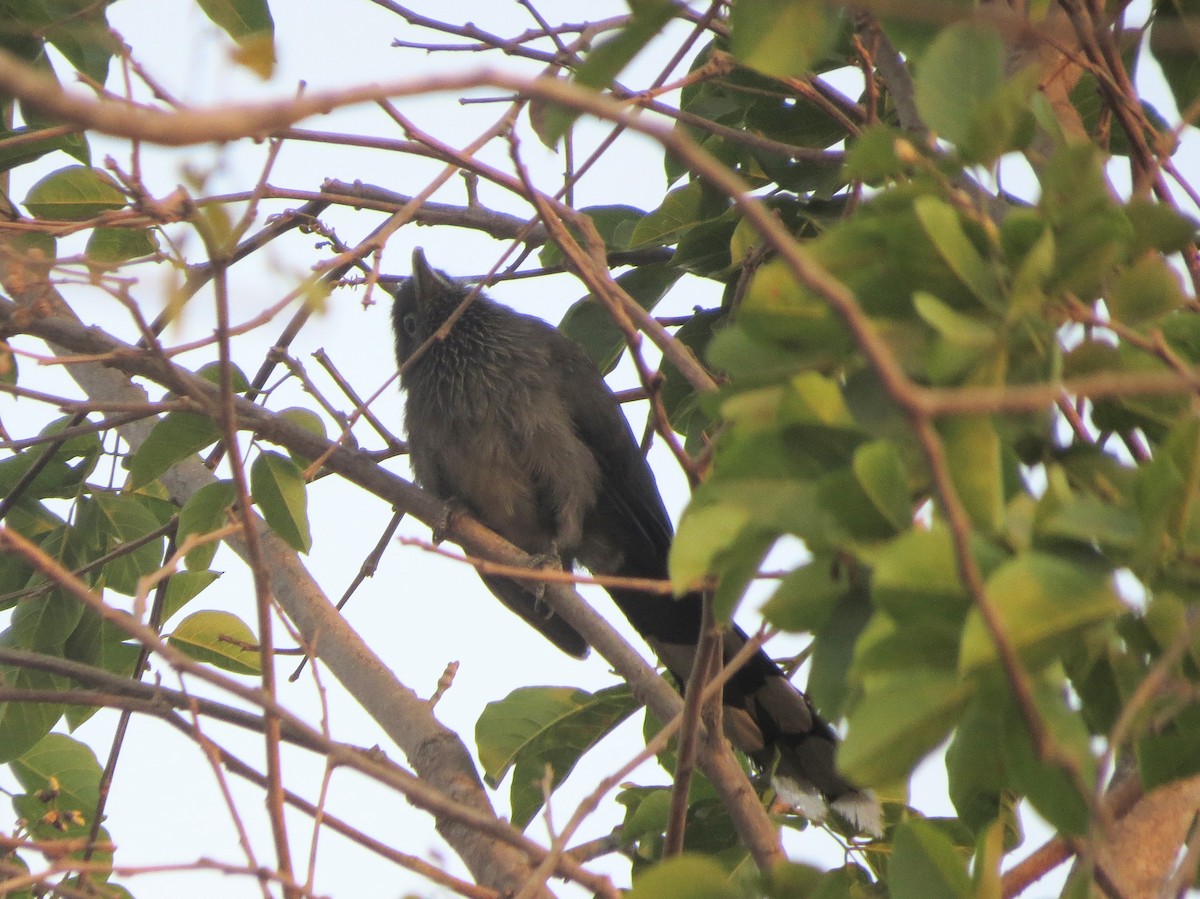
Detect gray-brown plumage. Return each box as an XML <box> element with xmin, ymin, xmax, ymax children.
<box><xmin>392</xmin><ymin>248</ymin><xmax>879</xmax><ymax>833</ymax></box>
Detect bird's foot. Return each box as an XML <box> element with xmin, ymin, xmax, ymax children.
<box><xmin>526</xmin><ymin>544</ymin><xmax>564</xmax><ymax>609</ymax></box>
<box><xmin>431</xmin><ymin>498</ymin><xmax>467</xmax><ymax>544</ymax></box>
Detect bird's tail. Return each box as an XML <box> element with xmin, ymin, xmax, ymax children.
<box><xmin>608</xmin><ymin>586</ymin><xmax>882</xmax><ymax>836</ymax></box>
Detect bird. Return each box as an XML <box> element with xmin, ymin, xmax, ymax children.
<box><xmin>391</xmin><ymin>247</ymin><xmax>880</xmax><ymax>834</ymax></box>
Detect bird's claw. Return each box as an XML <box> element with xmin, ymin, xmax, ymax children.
<box><xmin>527</xmin><ymin>544</ymin><xmax>563</xmax><ymax>607</ymax></box>
<box><xmin>432</xmin><ymin>498</ymin><xmax>467</xmax><ymax>544</ymax></box>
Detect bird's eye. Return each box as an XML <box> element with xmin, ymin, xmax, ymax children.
<box><xmin>402</xmin><ymin>312</ymin><xmax>419</xmax><ymax>336</ymax></box>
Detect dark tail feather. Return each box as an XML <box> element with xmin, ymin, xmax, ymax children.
<box><xmin>479</xmin><ymin>573</ymin><xmax>590</xmax><ymax>659</ymax></box>
<box><xmin>608</xmin><ymin>586</ymin><xmax>882</xmax><ymax>835</ymax></box>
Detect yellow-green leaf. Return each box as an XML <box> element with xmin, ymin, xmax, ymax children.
<box><xmin>942</xmin><ymin>416</ymin><xmax>1004</xmax><ymax>533</ymax></box>
<box><xmin>960</xmin><ymin>553</ymin><xmax>1123</xmax><ymax>674</ymax></box>
<box><xmin>85</xmin><ymin>227</ymin><xmax>159</xmax><ymax>265</ymax></box>
<box><xmin>168</xmin><ymin>610</ymin><xmax>261</xmax><ymax>674</ymax></box>
<box><xmin>730</xmin><ymin>0</ymin><xmax>839</xmax><ymax>81</ymax></box>
<box><xmin>1107</xmin><ymin>254</ymin><xmax>1187</xmax><ymax>326</ymax></box>
<box><xmin>852</xmin><ymin>439</ymin><xmax>913</xmax><ymax>532</ymax></box>
<box><xmin>841</xmin><ymin>669</ymin><xmax>973</xmax><ymax>786</ymax></box>
<box><xmin>914</xmin><ymin>196</ymin><xmax>1001</xmax><ymax>310</ymax></box>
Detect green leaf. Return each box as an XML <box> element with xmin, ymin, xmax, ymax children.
<box><xmin>0</xmin><ymin>416</ymin><xmax>100</xmax><ymax>499</ymax></box>
<box><xmin>84</xmin><ymin>226</ymin><xmax>159</xmax><ymax>265</ymax></box>
<box><xmin>1124</xmin><ymin>199</ymin><xmax>1197</xmax><ymax>257</ymax></box>
<box><xmin>195</xmin><ymin>0</ymin><xmax>276</xmax><ymax>77</ymax></box>
<box><xmin>817</xmin><ymin>468</ymin><xmax>898</xmax><ymax>541</ymax></box>
<box><xmin>730</xmin><ymin>0</ymin><xmax>839</xmax><ymax>81</ymax></box>
<box><xmin>915</xmin><ymin>291</ymin><xmax>999</xmax><ymax>385</ymax></box>
<box><xmin>540</xmin><ymin>205</ymin><xmax>647</xmax><ymax>267</ymax></box>
<box><xmin>807</xmin><ymin>580</ymin><xmax>873</xmax><ymax>718</ymax></box>
<box><xmin>78</xmin><ymin>493</ymin><xmax>166</xmax><ymax>596</ymax></box>
<box><xmin>250</xmin><ymin>451</ymin><xmax>311</xmax><ymax>553</ymax></box>
<box><xmin>576</xmin><ymin>0</ymin><xmax>677</xmax><ymax>89</ymax></box>
<box><xmin>706</xmin><ymin>323</ymin><xmax>801</xmax><ymax>383</ymax></box>
<box><xmin>671</xmin><ymin>479</ymin><xmax>820</xmax><ymax>593</ymax></box>
<box><xmin>618</xmin><ymin>784</ymin><xmax>672</xmax><ymax>842</ymax></box>
<box><xmin>0</xmin><ymin>636</ymin><xmax>67</xmax><ymax>762</ymax></box>
<box><xmin>761</xmin><ymin>554</ymin><xmax>848</xmax><ymax>633</ymax></box>
<box><xmin>0</xmin><ymin>125</ymin><xmax>85</xmax><ymax>173</ymax></box>
<box><xmin>167</xmin><ymin>610</ymin><xmax>261</xmax><ymax>674</ymax></box>
<box><xmin>476</xmin><ymin>685</ymin><xmax>638</xmax><ymax>829</ymax></box>
<box><xmin>913</xmin><ymin>196</ymin><xmax>1001</xmax><ymax>310</ymax></box>
<box><xmin>1037</xmin><ymin>494</ymin><xmax>1141</xmax><ymax>553</ymax></box>
<box><xmin>914</xmin><ymin>292</ymin><xmax>996</xmax><ymax>347</ymax></box>
<box><xmin>536</xmin><ymin>0</ymin><xmax>676</xmax><ymax>143</ymax></box>
<box><xmin>914</xmin><ymin>22</ymin><xmax>1005</xmax><ymax>148</ymax></box>
<box><xmin>23</xmin><ymin>165</ymin><xmax>126</xmax><ymax>221</ymax></box>
<box><xmin>62</xmin><ymin>606</ymin><xmax>137</xmax><ymax>730</ymax></box>
<box><xmin>558</xmin><ymin>264</ymin><xmax>681</xmax><ymax>373</ymax></box>
<box><xmin>1149</xmin><ymin>0</ymin><xmax>1200</xmax><ymax>115</ymax></box>
<box><xmin>840</xmin><ymin>669</ymin><xmax>973</xmax><ymax>786</ymax></box>
<box><xmin>627</xmin><ymin>855</ymin><xmax>741</xmax><ymax>899</ymax></box>
<box><xmin>162</xmin><ymin>570</ymin><xmax>221</xmax><ymax>623</ymax></box>
<box><xmin>196</xmin><ymin>360</ymin><xmax>252</xmax><ymax>393</ymax></box>
<box><xmin>675</xmin><ymin>218</ymin><xmax>736</xmax><ymax>276</ymax></box>
<box><xmin>0</xmin><ymin>3</ymin><xmax>50</xmax><ymax>59</ymax></box>
<box><xmin>12</xmin><ymin>587</ymin><xmax>84</xmax><ymax>652</ymax></box>
<box><xmin>279</xmin><ymin>407</ymin><xmax>327</xmax><ymax>467</ymax></box>
<box><xmin>671</xmin><ymin>503</ymin><xmax>753</xmax><ymax>594</ymax></box>
<box><xmin>1137</xmin><ymin>718</ymin><xmax>1200</xmax><ymax>797</ymax></box>
<box><xmin>10</xmin><ymin>736</ymin><xmax>110</xmax><ymax>869</ymax></box>
<box><xmin>1144</xmin><ymin>593</ymin><xmax>1200</xmax><ymax>667</ymax></box>
<box><xmin>1067</xmin><ymin>341</ymin><xmax>1187</xmax><ymax>439</ymax></box>
<box><xmin>941</xmin><ymin>416</ymin><xmax>1004</xmax><ymax>534</ymax></box>
<box><xmin>739</xmin><ymin>255</ymin><xmax>847</xmax><ymax>349</ymax></box>
<box><xmin>585</xmin><ymin>204</ymin><xmax>647</xmax><ymax>250</ymax></box>
<box><xmin>1137</xmin><ymin>706</ymin><xmax>1200</xmax><ymax>791</ymax></box>
<box><xmin>196</xmin><ymin>0</ymin><xmax>273</xmax><ymax>38</ymax></box>
<box><xmin>763</xmin><ymin>863</ymin><xmax>825</xmax><ymax>898</ymax></box>
<box><xmin>999</xmin><ymin>674</ymin><xmax>1094</xmax><ymax>835</ymax></box>
<box><xmin>782</xmin><ymin>372</ymin><xmax>858</xmax><ymax>430</ymax></box>
<box><xmin>889</xmin><ymin>819</ymin><xmax>973</xmax><ymax>899</ymax></box>
<box><xmin>852</xmin><ymin>609</ymin><xmax>961</xmax><ymax>676</ymax></box>
<box><xmin>1106</xmin><ymin>254</ymin><xmax>1187</xmax><ymax>326</ymax></box>
<box><xmin>1039</xmin><ymin>145</ymin><xmax>1132</xmax><ymax>299</ymax></box>
<box><xmin>959</xmin><ymin>553</ymin><xmax>1124</xmax><ymax>674</ymax></box>
<box><xmin>944</xmin><ymin>695</ymin><xmax>1007</xmax><ymax>835</ymax></box>
<box><xmin>177</xmin><ymin>480</ymin><xmax>237</xmax><ymax>571</ymax></box>
<box><xmin>846</xmin><ymin>125</ymin><xmax>921</xmax><ymax>183</ymax></box>
<box><xmin>1005</xmin><ymin>215</ymin><xmax>1055</xmax><ymax>306</ymax></box>
<box><xmin>959</xmin><ymin>64</ymin><xmax>1038</xmax><ymax>164</ymax></box>
<box><xmin>851</xmin><ymin>439</ymin><xmax>912</xmax><ymax>532</ymax></box>
<box><xmin>630</xmin><ymin>181</ymin><xmax>724</xmax><ymax>248</ymax></box>
<box><xmin>11</xmin><ymin>732</ymin><xmax>102</xmax><ymax>816</ymax></box>
<box><xmin>128</xmin><ymin>411</ymin><xmax>222</xmax><ymax>489</ymax></box>
<box><xmin>659</xmin><ymin>308</ymin><xmax>722</xmax><ymax>448</ymax></box>
<box><xmin>712</xmin><ymin>530</ymin><xmax>777</xmax><ymax>622</ymax></box>
<box><xmin>42</xmin><ymin>0</ymin><xmax>119</xmax><ymax>84</ymax></box>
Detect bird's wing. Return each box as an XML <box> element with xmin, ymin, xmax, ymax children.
<box><xmin>551</xmin><ymin>337</ymin><xmax>676</xmax><ymax>578</ymax></box>
<box><xmin>478</xmin><ymin>573</ymin><xmax>590</xmax><ymax>659</ymax></box>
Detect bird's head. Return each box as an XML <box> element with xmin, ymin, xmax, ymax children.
<box><xmin>391</xmin><ymin>247</ymin><xmax>472</xmax><ymax>365</ymax></box>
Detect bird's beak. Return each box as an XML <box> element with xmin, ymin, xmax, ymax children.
<box><xmin>411</xmin><ymin>247</ymin><xmax>435</xmax><ymax>294</ymax></box>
